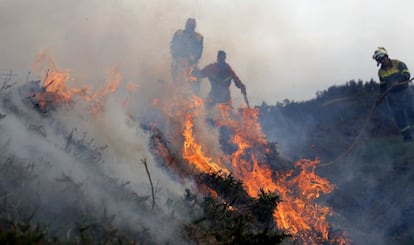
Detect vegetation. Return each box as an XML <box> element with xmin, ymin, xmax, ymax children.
<box><xmin>185</xmin><ymin>172</ymin><xmax>288</xmax><ymax>244</ymax></box>
<box><xmin>259</xmin><ymin>79</ymin><xmax>414</xmax><ymax>244</ymax></box>
<box><xmin>259</xmin><ymin>79</ymin><xmax>398</xmax><ymax>161</ymax></box>
<box><xmin>2</xmin><ymin>76</ymin><xmax>413</xmax><ymax>244</ymax></box>
<box><xmin>0</xmin><ymin>153</ymin><xmax>288</xmax><ymax>244</ymax></box>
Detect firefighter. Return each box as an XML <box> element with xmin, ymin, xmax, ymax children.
<box><xmin>373</xmin><ymin>47</ymin><xmax>414</xmax><ymax>142</ymax></box>
<box><xmin>170</xmin><ymin>18</ymin><xmax>203</xmax><ymax>94</ymax></box>
<box><xmin>195</xmin><ymin>50</ymin><xmax>247</xmax><ymax>154</ymax></box>
<box><xmin>197</xmin><ymin>50</ymin><xmax>246</xmax><ymax>109</ymax></box>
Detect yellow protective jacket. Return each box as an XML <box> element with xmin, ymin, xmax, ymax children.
<box><xmin>378</xmin><ymin>59</ymin><xmax>410</xmax><ymax>93</ymax></box>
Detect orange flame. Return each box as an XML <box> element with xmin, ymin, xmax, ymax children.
<box><xmin>87</xmin><ymin>65</ymin><xmax>122</xmax><ymax>114</ymax></box>
<box><xmin>225</xmin><ymin>107</ymin><xmax>349</xmax><ymax>244</ymax></box>
<box><xmin>274</xmin><ymin>159</ymin><xmax>342</xmax><ymax>244</ymax></box>
<box><xmin>179</xmin><ymin>97</ymin><xmax>228</xmax><ymax>174</ymax></box>
<box><xmin>176</xmin><ymin>101</ymin><xmax>349</xmax><ymax>244</ymax></box>
<box><xmin>143</xmin><ymin>58</ymin><xmax>350</xmax><ymax>244</ymax></box>
<box><xmin>182</xmin><ymin>112</ymin><xmax>228</xmax><ymax>174</ymax></box>
<box><xmin>31</xmin><ymin>52</ymin><xmax>122</xmax><ymax>114</ymax></box>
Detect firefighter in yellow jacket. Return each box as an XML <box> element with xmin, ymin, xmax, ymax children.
<box><xmin>170</xmin><ymin>18</ymin><xmax>203</xmax><ymax>93</ymax></box>
<box><xmin>373</xmin><ymin>47</ymin><xmax>414</xmax><ymax>142</ymax></box>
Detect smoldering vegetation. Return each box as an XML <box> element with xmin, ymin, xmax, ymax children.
<box><xmin>0</xmin><ymin>69</ymin><xmax>292</xmax><ymax>244</ymax></box>
<box><xmin>259</xmin><ymin>79</ymin><xmax>414</xmax><ymax>244</ymax></box>
<box><xmin>0</xmin><ymin>72</ymin><xmax>197</xmax><ymax>244</ymax></box>
<box><xmin>4</xmin><ymin>59</ymin><xmax>413</xmax><ymax>244</ymax></box>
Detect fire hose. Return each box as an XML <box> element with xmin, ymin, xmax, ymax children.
<box><xmin>318</xmin><ymin>78</ymin><xmax>414</xmax><ymax>168</ymax></box>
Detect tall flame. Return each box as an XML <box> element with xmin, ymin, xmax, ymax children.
<box><xmin>182</xmin><ymin>112</ymin><xmax>226</xmax><ymax>174</ymax></box>
<box><xmin>274</xmin><ymin>159</ymin><xmax>347</xmax><ymax>244</ymax></box>
<box><xmin>26</xmin><ymin>51</ymin><xmax>350</xmax><ymax>244</ymax></box>
<box><xmin>152</xmin><ymin>95</ymin><xmax>350</xmax><ymax>244</ymax></box>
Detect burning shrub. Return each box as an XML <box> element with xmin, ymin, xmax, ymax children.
<box><xmin>187</xmin><ymin>172</ymin><xmax>289</xmax><ymax>244</ymax></box>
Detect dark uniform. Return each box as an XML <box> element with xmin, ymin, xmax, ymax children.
<box><xmin>197</xmin><ymin>50</ymin><xmax>247</xmax><ymax>154</ymax></box>
<box><xmin>199</xmin><ymin>58</ymin><xmax>245</xmax><ymax>108</ymax></box>
<box><xmin>378</xmin><ymin>59</ymin><xmax>414</xmax><ymax>141</ymax></box>
<box><xmin>170</xmin><ymin>18</ymin><xmax>203</xmax><ymax>93</ymax></box>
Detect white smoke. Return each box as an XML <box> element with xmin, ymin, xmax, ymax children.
<box><xmin>0</xmin><ymin>70</ymin><xmax>197</xmax><ymax>243</ymax></box>
<box><xmin>4</xmin><ymin>0</ymin><xmax>414</xmax><ymax>106</ymax></box>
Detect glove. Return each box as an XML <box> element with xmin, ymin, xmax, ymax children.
<box><xmin>401</xmin><ymin>71</ymin><xmax>410</xmax><ymax>81</ymax></box>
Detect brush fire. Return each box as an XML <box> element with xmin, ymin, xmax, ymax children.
<box><xmin>146</xmin><ymin>62</ymin><xmax>351</xmax><ymax>244</ymax></box>
<box><xmin>0</xmin><ymin>52</ymin><xmax>351</xmax><ymax>244</ymax></box>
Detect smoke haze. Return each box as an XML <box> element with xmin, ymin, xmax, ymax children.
<box><xmin>2</xmin><ymin>0</ymin><xmax>414</xmax><ymax>243</ymax></box>
<box><xmin>3</xmin><ymin>0</ymin><xmax>414</xmax><ymax>105</ymax></box>
<box><xmin>0</xmin><ymin>77</ymin><xmax>196</xmax><ymax>242</ymax></box>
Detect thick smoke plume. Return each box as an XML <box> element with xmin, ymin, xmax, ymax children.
<box><xmin>0</xmin><ymin>51</ymin><xmax>197</xmax><ymax>243</ymax></box>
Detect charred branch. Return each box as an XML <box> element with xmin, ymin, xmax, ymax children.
<box><xmin>0</xmin><ymin>71</ymin><xmax>17</xmax><ymax>92</ymax></box>
<box><xmin>141</xmin><ymin>158</ymin><xmax>155</xmax><ymax>210</ymax></box>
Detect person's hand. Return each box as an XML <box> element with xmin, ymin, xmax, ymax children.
<box><xmin>191</xmin><ymin>68</ymin><xmax>201</xmax><ymax>78</ymax></box>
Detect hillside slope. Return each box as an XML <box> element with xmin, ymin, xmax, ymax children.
<box><xmin>1</xmin><ymin>77</ymin><xmax>413</xmax><ymax>244</ymax></box>
<box><xmin>259</xmin><ymin>79</ymin><xmax>414</xmax><ymax>244</ymax></box>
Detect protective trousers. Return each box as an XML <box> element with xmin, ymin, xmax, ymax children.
<box><xmin>387</xmin><ymin>88</ymin><xmax>414</xmax><ymax>138</ymax></box>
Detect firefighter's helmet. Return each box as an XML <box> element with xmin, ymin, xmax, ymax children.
<box><xmin>373</xmin><ymin>47</ymin><xmax>388</xmax><ymax>61</ymax></box>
